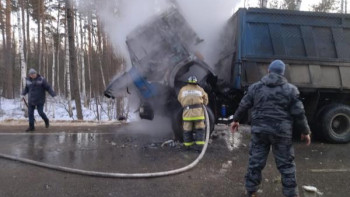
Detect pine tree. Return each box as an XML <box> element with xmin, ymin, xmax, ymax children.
<box><xmin>66</xmin><ymin>0</ymin><xmax>83</xmax><ymax>120</ymax></box>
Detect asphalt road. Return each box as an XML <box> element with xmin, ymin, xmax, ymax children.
<box><xmin>0</xmin><ymin>119</ymin><xmax>349</xmax><ymax>197</ymax></box>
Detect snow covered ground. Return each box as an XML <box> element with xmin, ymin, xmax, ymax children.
<box><xmin>0</xmin><ymin>97</ymin><xmax>134</xmax><ymax>122</ymax></box>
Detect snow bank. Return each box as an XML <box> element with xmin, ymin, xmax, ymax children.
<box><xmin>0</xmin><ymin>97</ymin><xmax>135</xmax><ymax>122</ymax></box>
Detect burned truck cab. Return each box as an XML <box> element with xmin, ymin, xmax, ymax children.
<box><xmin>104</xmin><ymin>8</ymin><xmax>217</xmax><ymax>140</ymax></box>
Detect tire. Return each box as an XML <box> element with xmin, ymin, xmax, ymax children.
<box><xmin>320</xmin><ymin>104</ymin><xmax>350</xmax><ymax>143</ymax></box>
<box><xmin>139</xmin><ymin>102</ymin><xmax>154</xmax><ymax>120</ymax></box>
<box><xmin>171</xmin><ymin>106</ymin><xmax>215</xmax><ymax>142</ymax></box>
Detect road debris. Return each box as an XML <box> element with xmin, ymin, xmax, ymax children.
<box><xmin>311</xmin><ymin>168</ymin><xmax>350</xmax><ymax>173</ymax></box>
<box><xmin>161</xmin><ymin>140</ymin><xmax>175</xmax><ymax>148</ymax></box>
<box><xmin>219</xmin><ymin>160</ymin><xmax>232</xmax><ymax>174</ymax></box>
<box><xmin>302</xmin><ymin>185</ymin><xmax>323</xmax><ymax>196</ymax></box>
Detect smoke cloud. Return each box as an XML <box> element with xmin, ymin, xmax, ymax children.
<box><xmin>76</xmin><ymin>0</ymin><xmax>243</xmax><ymax>127</ymax></box>
<box><xmin>175</xmin><ymin>0</ymin><xmax>239</xmax><ymax>65</ymax></box>
<box><xmin>77</xmin><ymin>0</ymin><xmax>242</xmax><ymax>68</ymax></box>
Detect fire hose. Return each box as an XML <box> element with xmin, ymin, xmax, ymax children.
<box><xmin>0</xmin><ymin>107</ymin><xmax>210</xmax><ymax>178</ymax></box>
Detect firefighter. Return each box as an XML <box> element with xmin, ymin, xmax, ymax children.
<box><xmin>230</xmin><ymin>60</ymin><xmax>311</xmax><ymax>197</ymax></box>
<box><xmin>178</xmin><ymin>76</ymin><xmax>209</xmax><ymax>150</ymax></box>
<box><xmin>21</xmin><ymin>68</ymin><xmax>56</xmax><ymax>132</ymax></box>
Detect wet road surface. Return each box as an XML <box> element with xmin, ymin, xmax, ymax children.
<box><xmin>0</xmin><ymin>119</ymin><xmax>349</xmax><ymax>197</ymax></box>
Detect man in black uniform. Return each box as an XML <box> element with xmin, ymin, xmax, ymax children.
<box><xmin>22</xmin><ymin>68</ymin><xmax>56</xmax><ymax>132</ymax></box>
<box><xmin>230</xmin><ymin>60</ymin><xmax>311</xmax><ymax>197</ymax></box>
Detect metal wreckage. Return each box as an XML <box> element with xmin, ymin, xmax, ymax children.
<box><xmin>105</xmin><ymin>7</ymin><xmax>350</xmax><ymax>143</ymax></box>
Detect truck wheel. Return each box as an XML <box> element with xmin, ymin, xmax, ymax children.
<box><xmin>139</xmin><ymin>102</ymin><xmax>154</xmax><ymax>120</ymax></box>
<box><xmin>172</xmin><ymin>106</ymin><xmax>215</xmax><ymax>142</ymax></box>
<box><xmin>321</xmin><ymin>104</ymin><xmax>350</xmax><ymax>143</ymax></box>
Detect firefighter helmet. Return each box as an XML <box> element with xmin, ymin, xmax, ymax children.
<box><xmin>187</xmin><ymin>76</ymin><xmax>198</xmax><ymax>84</ymax></box>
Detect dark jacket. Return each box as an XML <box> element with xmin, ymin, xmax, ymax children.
<box><xmin>22</xmin><ymin>74</ymin><xmax>56</xmax><ymax>106</ymax></box>
<box><xmin>232</xmin><ymin>73</ymin><xmax>310</xmax><ymax>138</ymax></box>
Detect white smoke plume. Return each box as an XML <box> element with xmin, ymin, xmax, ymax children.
<box><xmin>175</xmin><ymin>0</ymin><xmax>240</xmax><ymax>65</ymax></box>
<box><xmin>77</xmin><ymin>0</ymin><xmax>242</xmax><ymax>68</ymax></box>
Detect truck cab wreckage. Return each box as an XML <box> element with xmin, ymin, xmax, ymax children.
<box><xmin>105</xmin><ymin>7</ymin><xmax>350</xmax><ymax>143</ymax></box>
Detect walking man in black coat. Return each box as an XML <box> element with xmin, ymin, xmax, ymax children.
<box><xmin>21</xmin><ymin>68</ymin><xmax>56</xmax><ymax>132</ymax></box>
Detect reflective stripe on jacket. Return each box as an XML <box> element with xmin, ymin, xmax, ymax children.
<box><xmin>178</xmin><ymin>84</ymin><xmax>208</xmax><ymax>121</ymax></box>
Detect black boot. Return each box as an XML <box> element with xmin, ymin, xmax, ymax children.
<box><xmin>194</xmin><ymin>129</ymin><xmax>205</xmax><ymax>152</ymax></box>
<box><xmin>25</xmin><ymin>125</ymin><xmax>35</xmax><ymax>132</ymax></box>
<box><xmin>182</xmin><ymin>145</ymin><xmax>192</xmax><ymax>151</ymax></box>
<box><xmin>195</xmin><ymin>129</ymin><xmax>205</xmax><ymax>143</ymax></box>
<box><xmin>247</xmin><ymin>191</ymin><xmax>258</xmax><ymax>197</ymax></box>
<box><xmin>183</xmin><ymin>131</ymin><xmax>194</xmax><ymax>150</ymax></box>
<box><xmin>44</xmin><ymin>119</ymin><xmax>50</xmax><ymax>128</ymax></box>
<box><xmin>193</xmin><ymin>144</ymin><xmax>204</xmax><ymax>152</ymax></box>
